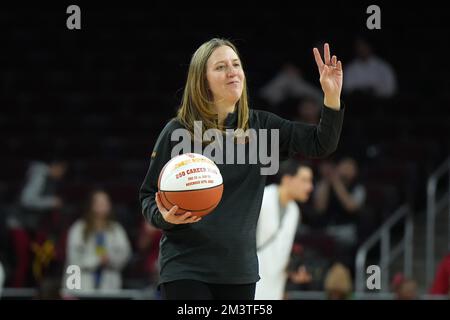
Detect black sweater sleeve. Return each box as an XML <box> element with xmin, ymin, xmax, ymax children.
<box><xmin>258</xmin><ymin>103</ymin><xmax>345</xmax><ymax>158</ymax></box>
<box><xmin>139</xmin><ymin>119</ymin><xmax>178</xmax><ymax>230</ymax></box>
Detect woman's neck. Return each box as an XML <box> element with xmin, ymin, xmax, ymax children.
<box><xmin>93</xmin><ymin>218</ymin><xmax>107</xmax><ymax>231</ymax></box>
<box><xmin>215</xmin><ymin>102</ymin><xmax>236</xmax><ymax>126</ymax></box>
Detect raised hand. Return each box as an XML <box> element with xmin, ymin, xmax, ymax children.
<box><xmin>313</xmin><ymin>43</ymin><xmax>343</xmax><ymax>110</ymax></box>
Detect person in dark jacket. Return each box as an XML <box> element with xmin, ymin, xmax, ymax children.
<box><xmin>140</xmin><ymin>38</ymin><xmax>345</xmax><ymax>300</ymax></box>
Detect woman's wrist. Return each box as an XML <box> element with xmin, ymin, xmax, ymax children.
<box><xmin>323</xmin><ymin>95</ymin><xmax>341</xmax><ymax>110</ymax></box>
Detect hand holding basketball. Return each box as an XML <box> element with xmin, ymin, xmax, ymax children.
<box><xmin>155</xmin><ymin>192</ymin><xmax>202</xmax><ymax>224</ymax></box>
<box><xmin>157</xmin><ymin>153</ymin><xmax>224</xmax><ymax>217</ymax></box>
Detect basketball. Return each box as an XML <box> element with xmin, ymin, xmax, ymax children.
<box><xmin>158</xmin><ymin>153</ymin><xmax>224</xmax><ymax>217</ymax></box>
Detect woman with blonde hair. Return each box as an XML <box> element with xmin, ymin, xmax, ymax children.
<box><xmin>140</xmin><ymin>38</ymin><xmax>345</xmax><ymax>299</ymax></box>
<box><xmin>66</xmin><ymin>189</ymin><xmax>131</xmax><ymax>292</ymax></box>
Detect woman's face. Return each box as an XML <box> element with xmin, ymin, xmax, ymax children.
<box><xmin>206</xmin><ymin>45</ymin><xmax>245</xmax><ymax>107</ymax></box>
<box><xmin>91</xmin><ymin>191</ymin><xmax>111</xmax><ymax>219</ymax></box>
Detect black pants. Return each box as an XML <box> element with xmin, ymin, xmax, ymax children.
<box><xmin>160</xmin><ymin>279</ymin><xmax>256</xmax><ymax>300</ymax></box>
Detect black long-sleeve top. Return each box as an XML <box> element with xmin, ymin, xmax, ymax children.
<box><xmin>139</xmin><ymin>104</ymin><xmax>345</xmax><ymax>285</ymax></box>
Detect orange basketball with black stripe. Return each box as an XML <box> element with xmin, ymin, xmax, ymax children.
<box><xmin>158</xmin><ymin>153</ymin><xmax>223</xmax><ymax>217</ymax></box>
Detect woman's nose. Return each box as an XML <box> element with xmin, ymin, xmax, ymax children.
<box><xmin>227</xmin><ymin>67</ymin><xmax>238</xmax><ymax>77</ymax></box>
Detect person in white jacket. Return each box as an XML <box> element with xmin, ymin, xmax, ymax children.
<box><xmin>65</xmin><ymin>189</ymin><xmax>131</xmax><ymax>293</ymax></box>
<box><xmin>255</xmin><ymin>160</ymin><xmax>314</xmax><ymax>300</ymax></box>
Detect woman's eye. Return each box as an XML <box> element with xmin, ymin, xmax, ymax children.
<box><xmin>216</xmin><ymin>65</ymin><xmax>224</xmax><ymax>70</ymax></box>
<box><xmin>234</xmin><ymin>63</ymin><xmax>241</xmax><ymax>67</ymax></box>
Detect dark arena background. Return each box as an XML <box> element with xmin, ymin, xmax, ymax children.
<box><xmin>0</xmin><ymin>1</ymin><xmax>449</xmax><ymax>307</ymax></box>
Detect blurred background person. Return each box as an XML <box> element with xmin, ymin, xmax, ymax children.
<box><xmin>259</xmin><ymin>62</ymin><xmax>323</xmax><ymax>111</ymax></box>
<box><xmin>287</xmin><ymin>265</ymin><xmax>312</xmax><ymax>290</ymax></box>
<box><xmin>65</xmin><ymin>189</ymin><xmax>131</xmax><ymax>292</ymax></box>
<box><xmin>391</xmin><ymin>272</ymin><xmax>419</xmax><ymax>300</ymax></box>
<box><xmin>313</xmin><ymin>157</ymin><xmax>366</xmax><ymax>271</ymax></box>
<box><xmin>284</xmin><ymin>242</ymin><xmax>328</xmax><ymax>294</ymax></box>
<box><xmin>343</xmin><ymin>37</ymin><xmax>397</xmax><ymax>98</ymax></box>
<box><xmin>255</xmin><ymin>160</ymin><xmax>314</xmax><ymax>300</ymax></box>
<box><xmin>19</xmin><ymin>159</ymin><xmax>67</xmax><ymax>218</ymax></box>
<box><xmin>8</xmin><ymin>158</ymin><xmax>68</xmax><ymax>287</ymax></box>
<box><xmin>294</xmin><ymin>97</ymin><xmax>321</xmax><ymax>125</ymax></box>
<box><xmin>324</xmin><ymin>262</ymin><xmax>353</xmax><ymax>300</ymax></box>
<box><xmin>429</xmin><ymin>253</ymin><xmax>450</xmax><ymax>297</ymax></box>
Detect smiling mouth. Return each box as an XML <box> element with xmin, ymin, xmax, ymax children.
<box><xmin>227</xmin><ymin>81</ymin><xmax>240</xmax><ymax>85</ymax></box>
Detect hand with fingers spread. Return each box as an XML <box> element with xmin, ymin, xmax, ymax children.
<box><xmin>155</xmin><ymin>192</ymin><xmax>202</xmax><ymax>225</ymax></box>
<box><xmin>313</xmin><ymin>43</ymin><xmax>343</xmax><ymax>110</ymax></box>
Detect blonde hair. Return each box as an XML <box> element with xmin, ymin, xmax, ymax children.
<box><xmin>82</xmin><ymin>189</ymin><xmax>114</xmax><ymax>242</ymax></box>
<box><xmin>176</xmin><ymin>38</ymin><xmax>250</xmax><ymax>138</ymax></box>
<box><xmin>324</xmin><ymin>263</ymin><xmax>353</xmax><ymax>295</ymax></box>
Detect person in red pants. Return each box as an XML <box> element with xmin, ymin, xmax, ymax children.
<box><xmin>9</xmin><ymin>159</ymin><xmax>67</xmax><ymax>287</ymax></box>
